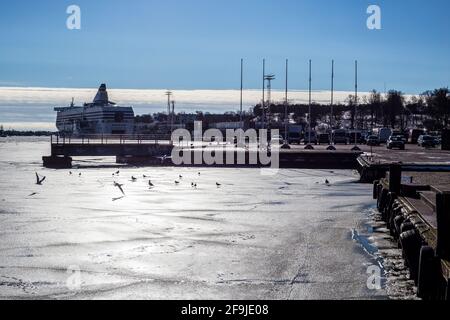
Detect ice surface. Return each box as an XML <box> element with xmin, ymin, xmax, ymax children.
<box><xmin>0</xmin><ymin>137</ymin><xmax>398</xmax><ymax>300</ymax></box>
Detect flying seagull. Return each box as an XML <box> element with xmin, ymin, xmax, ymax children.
<box><xmin>114</xmin><ymin>181</ymin><xmax>125</xmax><ymax>195</ymax></box>
<box><xmin>35</xmin><ymin>172</ymin><xmax>46</xmax><ymax>185</ymax></box>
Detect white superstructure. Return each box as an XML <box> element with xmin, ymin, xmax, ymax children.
<box><xmin>54</xmin><ymin>84</ymin><xmax>135</xmax><ymax>135</ymax></box>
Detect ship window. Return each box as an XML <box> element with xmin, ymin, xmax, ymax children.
<box><xmin>114</xmin><ymin>112</ymin><xmax>124</xmax><ymax>122</ymax></box>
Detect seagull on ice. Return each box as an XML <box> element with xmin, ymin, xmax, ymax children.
<box><xmin>35</xmin><ymin>172</ymin><xmax>46</xmax><ymax>185</ymax></box>
<box><xmin>325</xmin><ymin>179</ymin><xmax>330</xmax><ymax>185</ymax></box>
<box><xmin>69</xmin><ymin>171</ymin><xmax>72</xmax><ymax>175</ymax></box>
<box><xmin>79</xmin><ymin>173</ymin><xmax>82</xmax><ymax>177</ymax></box>
<box><xmin>113</xmin><ymin>181</ymin><xmax>125</xmax><ymax>195</ymax></box>
<box><xmin>131</xmin><ymin>176</ymin><xmax>137</xmax><ymax>182</ymax></box>
<box><xmin>216</xmin><ymin>182</ymin><xmax>221</xmax><ymax>187</ymax></box>
<box><xmin>148</xmin><ymin>180</ymin><xmax>154</xmax><ymax>188</ymax></box>
<box><xmin>179</xmin><ymin>175</ymin><xmax>183</xmax><ymax>179</ymax></box>
<box><xmin>115</xmin><ymin>170</ymin><xmax>120</xmax><ymax>175</ymax></box>
<box><xmin>174</xmin><ymin>180</ymin><xmax>180</xmax><ymax>185</ymax></box>
<box><xmin>143</xmin><ymin>174</ymin><xmax>148</xmax><ymax>178</ymax></box>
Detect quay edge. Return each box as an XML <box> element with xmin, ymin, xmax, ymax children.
<box><xmin>373</xmin><ymin>164</ymin><xmax>450</xmax><ymax>300</ymax></box>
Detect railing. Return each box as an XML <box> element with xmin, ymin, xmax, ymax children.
<box><xmin>51</xmin><ymin>133</ymin><xmax>173</xmax><ymax>146</ymax></box>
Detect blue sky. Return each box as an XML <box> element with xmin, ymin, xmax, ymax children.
<box><xmin>0</xmin><ymin>0</ymin><xmax>449</xmax><ymax>93</ymax></box>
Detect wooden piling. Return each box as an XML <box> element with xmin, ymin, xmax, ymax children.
<box><xmin>389</xmin><ymin>163</ymin><xmax>402</xmax><ymax>194</ymax></box>
<box><xmin>436</xmin><ymin>192</ymin><xmax>450</xmax><ymax>260</ymax></box>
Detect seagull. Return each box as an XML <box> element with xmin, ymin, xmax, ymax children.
<box><xmin>156</xmin><ymin>155</ymin><xmax>171</xmax><ymax>164</ymax></box>
<box><xmin>198</xmin><ymin>172</ymin><xmax>201</xmax><ymax>176</ymax></box>
<box><xmin>216</xmin><ymin>182</ymin><xmax>221</xmax><ymax>187</ymax></box>
<box><xmin>112</xmin><ymin>196</ymin><xmax>124</xmax><ymax>202</ymax></box>
<box><xmin>325</xmin><ymin>179</ymin><xmax>330</xmax><ymax>185</ymax></box>
<box><xmin>143</xmin><ymin>174</ymin><xmax>148</xmax><ymax>178</ymax></box>
<box><xmin>131</xmin><ymin>176</ymin><xmax>137</xmax><ymax>182</ymax></box>
<box><xmin>79</xmin><ymin>173</ymin><xmax>82</xmax><ymax>177</ymax></box>
<box><xmin>28</xmin><ymin>192</ymin><xmax>38</xmax><ymax>197</ymax></box>
<box><xmin>175</xmin><ymin>180</ymin><xmax>180</xmax><ymax>185</ymax></box>
<box><xmin>191</xmin><ymin>182</ymin><xmax>194</xmax><ymax>187</ymax></box>
<box><xmin>179</xmin><ymin>175</ymin><xmax>183</xmax><ymax>179</ymax></box>
<box><xmin>148</xmin><ymin>180</ymin><xmax>154</xmax><ymax>188</ymax></box>
<box><xmin>115</xmin><ymin>170</ymin><xmax>120</xmax><ymax>175</ymax></box>
<box><xmin>35</xmin><ymin>172</ymin><xmax>46</xmax><ymax>185</ymax></box>
<box><xmin>69</xmin><ymin>171</ymin><xmax>72</xmax><ymax>175</ymax></box>
<box><xmin>114</xmin><ymin>181</ymin><xmax>125</xmax><ymax>195</ymax></box>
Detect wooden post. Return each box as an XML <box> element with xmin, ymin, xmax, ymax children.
<box><xmin>389</xmin><ymin>164</ymin><xmax>402</xmax><ymax>195</ymax></box>
<box><xmin>436</xmin><ymin>192</ymin><xmax>450</xmax><ymax>260</ymax></box>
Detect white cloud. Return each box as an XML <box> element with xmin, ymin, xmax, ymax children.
<box><xmin>0</xmin><ymin>86</ymin><xmax>369</xmax><ymax>109</ymax></box>
<box><xmin>0</xmin><ymin>86</ymin><xmax>413</xmax><ymax>131</ymax></box>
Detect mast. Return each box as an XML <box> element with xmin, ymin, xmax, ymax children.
<box><xmin>284</xmin><ymin>59</ymin><xmax>289</xmax><ymax>144</ymax></box>
<box><xmin>354</xmin><ymin>60</ymin><xmax>358</xmax><ymax>145</ymax></box>
<box><xmin>262</xmin><ymin>59</ymin><xmax>265</xmax><ymax>130</ymax></box>
<box><xmin>308</xmin><ymin>59</ymin><xmax>312</xmax><ymax>144</ymax></box>
<box><xmin>331</xmin><ymin>60</ymin><xmax>334</xmax><ymax>130</ymax></box>
<box><xmin>240</xmin><ymin>58</ymin><xmax>243</xmax><ymax>127</ymax></box>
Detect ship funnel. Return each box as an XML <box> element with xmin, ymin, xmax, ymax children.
<box><xmin>93</xmin><ymin>83</ymin><xmax>109</xmax><ymax>105</ymax></box>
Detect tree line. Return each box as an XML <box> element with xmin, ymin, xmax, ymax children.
<box><xmin>255</xmin><ymin>87</ymin><xmax>450</xmax><ymax>131</ymax></box>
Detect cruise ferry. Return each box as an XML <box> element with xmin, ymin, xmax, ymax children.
<box><xmin>54</xmin><ymin>84</ymin><xmax>135</xmax><ymax>136</ymax></box>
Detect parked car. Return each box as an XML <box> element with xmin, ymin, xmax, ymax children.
<box><xmin>318</xmin><ymin>133</ymin><xmax>331</xmax><ymax>145</ymax></box>
<box><xmin>347</xmin><ymin>130</ymin><xmax>365</xmax><ymax>144</ymax></box>
<box><xmin>331</xmin><ymin>129</ymin><xmax>348</xmax><ymax>144</ymax></box>
<box><xmin>303</xmin><ymin>131</ymin><xmax>318</xmax><ymax>145</ymax></box>
<box><xmin>270</xmin><ymin>134</ymin><xmax>284</xmax><ymax>145</ymax></box>
<box><xmin>409</xmin><ymin>129</ymin><xmax>425</xmax><ymax>144</ymax></box>
<box><xmin>387</xmin><ymin>136</ymin><xmax>405</xmax><ymax>150</ymax></box>
<box><xmin>418</xmin><ymin>135</ymin><xmax>437</xmax><ymax>148</ymax></box>
<box><xmin>434</xmin><ymin>136</ymin><xmax>442</xmax><ymax>146</ymax></box>
<box><xmin>366</xmin><ymin>135</ymin><xmax>380</xmax><ymax>146</ymax></box>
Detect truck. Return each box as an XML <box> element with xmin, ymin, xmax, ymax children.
<box><xmin>331</xmin><ymin>129</ymin><xmax>348</xmax><ymax>144</ymax></box>
<box><xmin>374</xmin><ymin>128</ymin><xmax>392</xmax><ymax>143</ymax></box>
<box><xmin>287</xmin><ymin>125</ymin><xmax>303</xmax><ymax>144</ymax></box>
